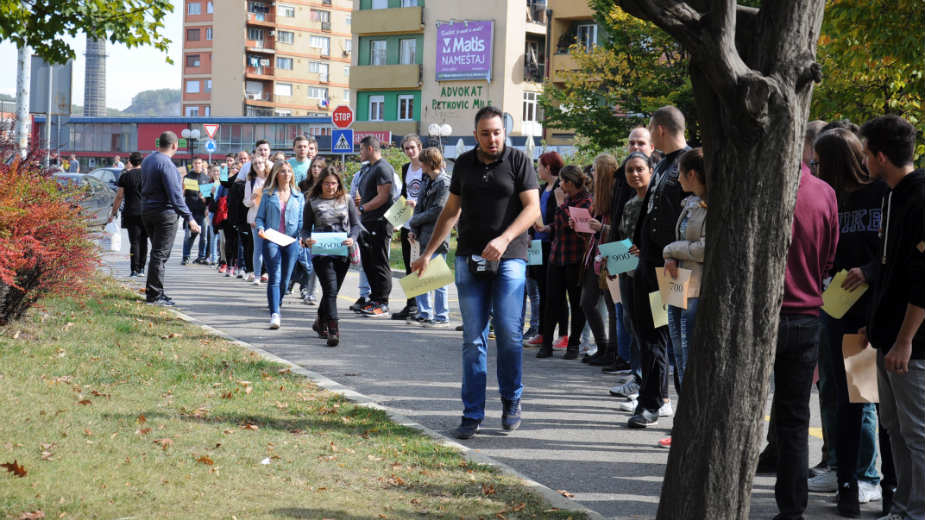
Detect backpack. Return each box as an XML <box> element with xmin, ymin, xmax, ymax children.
<box><xmin>213</xmin><ymin>195</ymin><xmax>228</xmax><ymax>226</ymax></box>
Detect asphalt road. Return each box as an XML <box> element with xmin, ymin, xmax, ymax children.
<box><xmin>99</xmin><ymin>226</ymin><xmax>886</xmax><ymax>519</ymax></box>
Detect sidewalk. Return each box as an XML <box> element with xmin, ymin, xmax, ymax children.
<box><xmin>100</xmin><ymin>227</ymin><xmax>879</xmax><ymax>519</ymax></box>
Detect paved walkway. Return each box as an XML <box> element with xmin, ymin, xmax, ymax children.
<box><xmin>100</xmin><ymin>227</ymin><xmax>884</xmax><ymax>519</ymax></box>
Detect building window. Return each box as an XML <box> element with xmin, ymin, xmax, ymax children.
<box><xmin>204</xmin><ymin>105</ymin><xmax>211</xmax><ymax>116</ymax></box>
<box><xmin>343</xmin><ymin>88</ymin><xmax>350</xmax><ymax>101</ymax></box>
<box><xmin>188</xmin><ymin>2</ymin><xmax>201</xmax><ymax>15</ymax></box>
<box><xmin>577</xmin><ymin>23</ymin><xmax>598</xmax><ymax>51</ymax></box>
<box><xmin>344</xmin><ymin>66</ymin><xmax>350</xmax><ymax>77</ymax></box>
<box><xmin>278</xmin><ymin>57</ymin><xmax>293</xmax><ymax>70</ymax></box>
<box><xmin>207</xmin><ymin>1</ymin><xmax>213</xmax><ymax>13</ymax></box>
<box><xmin>310</xmin><ymin>36</ymin><xmax>330</xmax><ymax>56</ymax></box>
<box><xmin>205</xmin><ymin>27</ymin><xmax>213</xmax><ymax>40</ymax></box>
<box><xmin>370</xmin><ymin>40</ymin><xmax>387</xmax><ymax>65</ymax></box>
<box><xmin>523</xmin><ymin>91</ymin><xmax>538</xmax><ymax>122</ymax></box>
<box><xmin>247</xmin><ymin>28</ymin><xmax>264</xmax><ymax>41</ymax></box>
<box><xmin>275</xmin><ymin>109</ymin><xmax>292</xmax><ymax>116</ymax></box>
<box><xmin>187</xmin><ymin>28</ymin><xmax>200</xmax><ymax>41</ymax></box>
<box><xmin>185</xmin><ymin>106</ymin><xmax>200</xmax><ymax>116</ymax></box>
<box><xmin>186</xmin><ymin>54</ymin><xmax>201</xmax><ymax>67</ymax></box>
<box><xmin>185</xmin><ymin>80</ymin><xmax>200</xmax><ymax>93</ymax></box>
<box><xmin>310</xmin><ymin>9</ymin><xmax>330</xmax><ymax>23</ymax></box>
<box><xmin>372</xmin><ymin>0</ymin><xmax>387</xmax><ymax>8</ymax></box>
<box><xmin>398</xmin><ymin>95</ymin><xmax>414</xmax><ymax>121</ymax></box>
<box><xmin>275</xmin><ymin>83</ymin><xmax>293</xmax><ymax>97</ymax></box>
<box><xmin>344</xmin><ymin>39</ymin><xmax>352</xmax><ymax>55</ymax></box>
<box><xmin>346</xmin><ymin>16</ymin><xmax>351</xmax><ymax>25</ymax></box>
<box><xmin>399</xmin><ymin>38</ymin><xmax>416</xmax><ymax>65</ymax></box>
<box><xmin>278</xmin><ymin>4</ymin><xmax>295</xmax><ymax>17</ymax></box>
<box><xmin>369</xmin><ymin>95</ymin><xmax>384</xmax><ymax>121</ymax></box>
<box><xmin>401</xmin><ymin>0</ymin><xmax>418</xmax><ymax>6</ymax></box>
<box><xmin>309</xmin><ymin>61</ymin><xmax>329</xmax><ymax>82</ymax></box>
<box><xmin>278</xmin><ymin>31</ymin><xmax>294</xmax><ymax>45</ymax></box>
<box><xmin>246</xmin><ymin>80</ymin><xmax>265</xmax><ymax>100</ymax></box>
<box><xmin>205</xmin><ymin>79</ymin><xmax>212</xmax><ymax>92</ymax></box>
<box><xmin>308</xmin><ymin>87</ymin><xmax>328</xmax><ymax>100</ymax></box>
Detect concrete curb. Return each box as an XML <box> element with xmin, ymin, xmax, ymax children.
<box><xmin>156</xmin><ymin>297</ymin><xmax>604</xmax><ymax>520</ymax></box>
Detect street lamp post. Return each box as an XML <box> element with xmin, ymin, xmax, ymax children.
<box><xmin>428</xmin><ymin>123</ymin><xmax>453</xmax><ymax>152</ymax></box>
<box><xmin>181</xmin><ymin>128</ymin><xmax>201</xmax><ymax>162</ymax></box>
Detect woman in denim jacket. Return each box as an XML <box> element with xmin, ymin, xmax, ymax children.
<box><xmin>256</xmin><ymin>160</ymin><xmax>305</xmax><ymax>330</ymax></box>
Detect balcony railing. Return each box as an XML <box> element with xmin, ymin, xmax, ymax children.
<box><xmin>247</xmin><ymin>11</ymin><xmax>275</xmax><ymax>24</ymax></box>
<box><xmin>321</xmin><ymin>0</ymin><xmax>331</xmax><ymax>4</ymax></box>
<box><xmin>321</xmin><ymin>21</ymin><xmax>331</xmax><ymax>32</ymax></box>
<box><xmin>524</xmin><ymin>63</ymin><xmax>545</xmax><ymax>83</ymax></box>
<box><xmin>245</xmin><ymin>90</ymin><xmax>273</xmax><ymax>102</ymax></box>
<box><xmin>246</xmin><ymin>65</ymin><xmax>275</xmax><ymax>76</ymax></box>
<box><xmin>527</xmin><ymin>4</ymin><xmax>547</xmax><ymax>24</ymax></box>
<box><xmin>246</xmin><ymin>38</ymin><xmax>276</xmax><ymax>51</ymax></box>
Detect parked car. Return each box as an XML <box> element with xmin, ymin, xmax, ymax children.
<box><xmin>86</xmin><ymin>167</ymin><xmax>124</xmax><ymax>191</ymax></box>
<box><xmin>53</xmin><ymin>173</ymin><xmax>115</xmax><ymax>228</ymax></box>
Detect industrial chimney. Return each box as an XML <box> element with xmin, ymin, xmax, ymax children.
<box><xmin>83</xmin><ymin>37</ymin><xmax>106</xmax><ymax>117</ymax></box>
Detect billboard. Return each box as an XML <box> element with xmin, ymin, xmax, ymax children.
<box><xmin>29</xmin><ymin>57</ymin><xmax>73</xmax><ymax>115</ymax></box>
<box><xmin>435</xmin><ymin>20</ymin><xmax>494</xmax><ymax>82</ymax></box>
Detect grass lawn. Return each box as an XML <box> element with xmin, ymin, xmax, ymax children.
<box><xmin>0</xmin><ymin>277</ymin><xmax>582</xmax><ymax>519</ymax></box>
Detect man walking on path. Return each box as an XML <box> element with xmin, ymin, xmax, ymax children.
<box><xmin>356</xmin><ymin>136</ymin><xmax>396</xmax><ymax>317</ymax></box>
<box><xmin>141</xmin><ymin>131</ymin><xmax>199</xmax><ymax>306</ymax></box>
<box><xmin>857</xmin><ymin>115</ymin><xmax>925</xmax><ymax>520</ymax></box>
<box><xmin>412</xmin><ymin>106</ymin><xmax>540</xmax><ymax>439</ymax></box>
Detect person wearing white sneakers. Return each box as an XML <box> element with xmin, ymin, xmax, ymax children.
<box><xmin>255</xmin><ymin>160</ymin><xmax>304</xmax><ymax>330</ymax></box>
<box><xmin>244</xmin><ymin>155</ymin><xmax>269</xmax><ymax>285</ymax></box>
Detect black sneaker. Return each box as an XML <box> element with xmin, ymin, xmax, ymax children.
<box><xmin>755</xmin><ymin>447</ymin><xmax>778</xmax><ymax>475</ymax></box>
<box><xmin>627</xmin><ymin>407</ymin><xmax>659</xmax><ymax>428</ymax></box>
<box><xmin>602</xmin><ymin>358</ymin><xmax>633</xmax><ymax>374</ymax></box>
<box><xmin>406</xmin><ymin>314</ymin><xmax>428</xmax><ymax>326</ymax></box>
<box><xmin>501</xmin><ymin>399</ymin><xmax>521</xmax><ymax>431</ymax></box>
<box><xmin>836</xmin><ymin>481</ymin><xmax>860</xmax><ymax>518</ymax></box>
<box><xmin>391</xmin><ymin>305</ymin><xmax>417</xmax><ymax>320</ymax></box>
<box><xmin>180</xmin><ymin>258</ymin><xmax>189</xmax><ymax>265</ymax></box>
<box><xmin>350</xmin><ymin>297</ymin><xmax>369</xmax><ymax>312</ymax></box>
<box><xmin>148</xmin><ymin>296</ymin><xmax>175</xmax><ymax>307</ymax></box>
<box><xmin>455</xmin><ymin>325</ymin><xmax>464</xmax><ymax>331</ymax></box>
<box><xmin>453</xmin><ymin>418</ymin><xmax>481</xmax><ymax>439</ymax></box>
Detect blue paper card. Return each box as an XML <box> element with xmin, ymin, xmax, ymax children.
<box><xmin>199</xmin><ymin>183</ymin><xmax>215</xmax><ymax>198</ymax></box>
<box><xmin>599</xmin><ymin>239</ymin><xmax>639</xmax><ymax>275</ymax></box>
<box><xmin>311</xmin><ymin>232</ymin><xmax>348</xmax><ymax>256</ymax></box>
<box><xmin>527</xmin><ymin>239</ymin><xmax>543</xmax><ymax>265</ymax></box>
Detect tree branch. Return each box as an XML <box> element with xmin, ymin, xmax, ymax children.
<box><xmin>617</xmin><ymin>0</ymin><xmax>704</xmax><ymax>50</ymax></box>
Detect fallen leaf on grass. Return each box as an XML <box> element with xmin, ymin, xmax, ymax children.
<box><xmin>482</xmin><ymin>483</ymin><xmax>496</xmax><ymax>495</ymax></box>
<box><xmin>557</xmin><ymin>489</ymin><xmax>575</xmax><ymax>498</ymax></box>
<box><xmin>77</xmin><ymin>399</ymin><xmax>91</xmax><ymax>406</ymax></box>
<box><xmin>2</xmin><ymin>460</ymin><xmax>27</xmax><ymax>477</ymax></box>
<box><xmin>196</xmin><ymin>456</ymin><xmax>214</xmax><ymax>465</ymax></box>
<box><xmin>496</xmin><ymin>514</ymin><xmax>508</xmax><ymax>520</ymax></box>
<box><xmin>278</xmin><ymin>368</ymin><xmax>291</xmax><ymax>375</ymax></box>
<box><xmin>367</xmin><ymin>455</ymin><xmax>382</xmax><ymax>461</ymax></box>
<box><xmin>90</xmin><ymin>390</ymin><xmax>110</xmax><ymax>398</ymax></box>
<box><xmin>511</xmin><ymin>502</ymin><xmax>526</xmax><ymax>512</ymax></box>
<box><xmin>153</xmin><ymin>438</ymin><xmax>173</xmax><ymax>450</ymax></box>
<box><xmin>137</xmin><ymin>414</ymin><xmax>146</xmax><ymax>424</ymax></box>
<box><xmin>221</xmin><ymin>392</ymin><xmax>233</xmax><ymax>399</ymax></box>
<box><xmin>245</xmin><ymin>386</ymin><xmax>253</xmax><ymax>395</ymax></box>
<box><xmin>136</xmin><ymin>428</ymin><xmax>152</xmax><ymax>435</ymax></box>
<box><xmin>241</xmin><ymin>424</ymin><xmax>259</xmax><ymax>431</ymax></box>
<box><xmin>17</xmin><ymin>511</ymin><xmax>44</xmax><ymax>520</ymax></box>
<box><xmin>160</xmin><ymin>332</ymin><xmax>183</xmax><ymax>340</ymax></box>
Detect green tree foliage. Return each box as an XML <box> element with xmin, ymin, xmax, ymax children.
<box><xmin>0</xmin><ymin>0</ymin><xmax>173</xmax><ymax>65</ymax></box>
<box><xmin>539</xmin><ymin>3</ymin><xmax>696</xmax><ymax>153</ymax></box>
<box><xmin>123</xmin><ymin>89</ymin><xmax>181</xmax><ymax>116</ymax></box>
<box><xmin>812</xmin><ymin>0</ymin><xmax>924</xmax><ymax>161</ymax></box>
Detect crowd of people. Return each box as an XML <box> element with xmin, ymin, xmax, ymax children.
<box><xmin>109</xmin><ymin>107</ymin><xmax>923</xmax><ymax>520</ymax></box>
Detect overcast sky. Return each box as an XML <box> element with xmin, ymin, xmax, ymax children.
<box><xmin>0</xmin><ymin>6</ymin><xmax>183</xmax><ymax>110</ymax></box>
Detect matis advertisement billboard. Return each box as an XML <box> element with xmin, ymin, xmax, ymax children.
<box><xmin>435</xmin><ymin>20</ymin><xmax>494</xmax><ymax>81</ymax></box>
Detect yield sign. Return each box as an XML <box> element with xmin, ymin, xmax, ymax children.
<box><xmin>203</xmin><ymin>124</ymin><xmax>219</xmax><ymax>139</ymax></box>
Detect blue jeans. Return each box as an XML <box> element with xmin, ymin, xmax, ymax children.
<box><xmin>619</xmin><ymin>275</ymin><xmax>642</xmax><ymax>382</ymax></box>
<box><xmin>455</xmin><ymin>256</ymin><xmax>526</xmax><ymax>422</ymax></box>
<box><xmin>209</xmin><ymin>226</ymin><xmax>221</xmax><ymax>263</ymax></box>
<box><xmin>416</xmin><ymin>253</ymin><xmax>449</xmax><ymax>321</ymax></box>
<box><xmin>181</xmin><ymin>214</ymin><xmax>204</xmax><ymax>261</ymax></box>
<box><xmin>358</xmin><ymin>266</ymin><xmax>370</xmax><ymax>298</ymax></box>
<box><xmin>262</xmin><ymin>239</ymin><xmax>298</xmax><ymax>315</ymax></box>
<box><xmin>253</xmin><ymin>231</ymin><xmax>264</xmax><ymax>276</ymax></box>
<box><xmin>614</xmin><ymin>302</ymin><xmax>632</xmax><ymax>363</ymax></box>
<box><xmin>525</xmin><ymin>276</ymin><xmax>540</xmax><ymax>331</ymax></box>
<box><xmin>196</xmin><ymin>219</ymin><xmax>211</xmax><ymax>260</ymax></box>
<box><xmin>667</xmin><ymin>297</ymin><xmax>699</xmax><ymax>387</ymax></box>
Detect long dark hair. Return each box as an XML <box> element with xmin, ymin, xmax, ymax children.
<box><xmin>814</xmin><ymin>128</ymin><xmax>870</xmax><ymax>200</ymax></box>
<box><xmin>559</xmin><ymin>164</ymin><xmax>592</xmax><ymax>192</ymax></box>
<box><xmin>309</xmin><ymin>166</ymin><xmax>346</xmax><ymax>200</ymax></box>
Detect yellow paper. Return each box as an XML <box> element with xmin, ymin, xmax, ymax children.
<box><xmin>655</xmin><ymin>267</ymin><xmax>692</xmax><ymax>309</ymax></box>
<box><xmin>821</xmin><ymin>270</ymin><xmax>868</xmax><ymax>319</ymax></box>
<box><xmin>605</xmin><ymin>276</ymin><xmax>621</xmax><ymax>304</ymax></box>
<box><xmin>842</xmin><ymin>334</ymin><xmax>879</xmax><ymax>403</ymax></box>
<box><xmin>384</xmin><ymin>196</ymin><xmax>414</xmax><ymax>228</ymax></box>
<box><xmin>183</xmin><ymin>178</ymin><xmax>199</xmax><ymax>191</ymax></box>
<box><xmin>400</xmin><ymin>255</ymin><xmax>454</xmax><ymax>299</ymax></box>
<box><xmin>649</xmin><ymin>291</ymin><xmax>668</xmax><ymax>328</ymax></box>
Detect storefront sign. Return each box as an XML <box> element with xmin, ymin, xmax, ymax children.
<box><xmin>435</xmin><ymin>20</ymin><xmax>494</xmax><ymax>81</ymax></box>
<box><xmin>353</xmin><ymin>131</ymin><xmax>392</xmax><ymax>145</ymax></box>
<box><xmin>431</xmin><ymin>85</ymin><xmax>490</xmax><ymax>112</ymax></box>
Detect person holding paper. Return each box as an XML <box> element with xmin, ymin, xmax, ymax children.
<box><xmin>181</xmin><ymin>157</ymin><xmax>209</xmax><ymax>265</ymax></box>
<box><xmin>255</xmin><ymin>160</ymin><xmax>305</xmax><ymax>331</ymax></box>
<box><xmin>410</xmin><ymin>106</ymin><xmax>540</xmax><ymax>440</ymax></box>
<box><xmin>202</xmin><ymin>164</ymin><xmax>222</xmax><ymax>265</ymax></box>
<box><xmin>301</xmin><ymin>167</ymin><xmax>363</xmax><ymax>346</ymax></box>
<box><xmin>392</xmin><ymin>134</ymin><xmax>426</xmax><ymax>321</ymax></box>
<box><xmin>290</xmin><ymin>156</ymin><xmax>326</xmax><ymax>305</ymax></box>
<box><xmin>859</xmin><ymin>115</ymin><xmax>925</xmax><ymax>520</ymax></box>
<box><xmin>244</xmin><ymin>155</ymin><xmax>270</xmax><ymax>284</ymax></box>
<box><xmin>535</xmin><ymin>165</ymin><xmax>592</xmax><ymax>360</ymax></box>
<box><xmin>407</xmin><ymin>147</ymin><xmax>451</xmax><ymax>327</ymax></box>
<box><xmin>807</xmin><ymin>128</ymin><xmax>891</xmax><ymax>512</ymax></box>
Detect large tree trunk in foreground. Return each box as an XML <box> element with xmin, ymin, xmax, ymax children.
<box><xmin>614</xmin><ymin>1</ymin><xmax>825</xmax><ymax>518</ymax></box>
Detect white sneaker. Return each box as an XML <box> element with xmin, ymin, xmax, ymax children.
<box><xmin>807</xmin><ymin>470</ymin><xmax>838</xmax><ymax>492</ymax></box>
<box><xmin>858</xmin><ymin>480</ymin><xmax>882</xmax><ymax>503</ymax></box>
<box><xmin>237</xmin><ymin>270</ymin><xmax>246</xmax><ymax>279</ymax></box>
<box><xmin>252</xmin><ymin>278</ymin><xmax>261</xmax><ymax>285</ymax></box>
<box><xmin>579</xmin><ymin>344</ymin><xmax>597</xmax><ymax>356</ymax></box>
<box><xmin>618</xmin><ymin>399</ymin><xmax>637</xmax><ymax>412</ymax></box>
<box><xmin>246</xmin><ymin>272</ymin><xmax>256</xmax><ymax>282</ymax></box>
<box><xmin>269</xmin><ymin>313</ymin><xmax>280</xmax><ymax>329</ymax></box>
<box><xmin>659</xmin><ymin>401</ymin><xmax>673</xmax><ymax>417</ymax></box>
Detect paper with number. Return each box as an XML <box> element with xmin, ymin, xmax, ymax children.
<box><xmin>262</xmin><ymin>228</ymin><xmax>296</xmax><ymax>247</ymax></box>
<box><xmin>384</xmin><ymin>196</ymin><xmax>414</xmax><ymax>228</ymax></box>
<box><xmin>199</xmin><ymin>182</ymin><xmax>215</xmax><ymax>198</ymax></box>
<box><xmin>220</xmin><ymin>168</ymin><xmax>229</xmax><ymax>182</ymax></box>
<box><xmin>183</xmin><ymin>178</ymin><xmax>200</xmax><ymax>192</ymax></box>
<box><xmin>842</xmin><ymin>334</ymin><xmax>878</xmax><ymax>403</ymax></box>
<box><xmin>649</xmin><ymin>291</ymin><xmax>668</xmax><ymax>328</ymax></box>
<box><xmin>527</xmin><ymin>239</ymin><xmax>543</xmax><ymax>266</ymax></box>
<box><xmin>568</xmin><ymin>206</ymin><xmax>593</xmax><ymax>233</ymax></box>
<box><xmin>821</xmin><ymin>270</ymin><xmax>868</xmax><ymax>319</ymax></box>
<box><xmin>409</xmin><ymin>239</ymin><xmax>420</xmax><ymax>263</ymax></box>
<box><xmin>605</xmin><ymin>276</ymin><xmax>621</xmax><ymax>303</ymax></box>
<box><xmin>400</xmin><ymin>255</ymin><xmax>455</xmax><ymax>299</ymax></box>
<box><xmin>655</xmin><ymin>267</ymin><xmax>692</xmax><ymax>309</ymax></box>
<box><xmin>599</xmin><ymin>239</ymin><xmax>639</xmax><ymax>275</ymax></box>
<box><xmin>311</xmin><ymin>232</ymin><xmax>348</xmax><ymax>256</ymax></box>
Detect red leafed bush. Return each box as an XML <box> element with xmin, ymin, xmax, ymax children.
<box><xmin>0</xmin><ymin>157</ymin><xmax>99</xmax><ymax>324</ymax></box>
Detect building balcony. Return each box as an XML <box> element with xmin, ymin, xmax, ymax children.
<box><xmin>246</xmin><ymin>38</ymin><xmax>276</xmax><ymax>53</ymax></box>
<box><xmin>524</xmin><ymin>63</ymin><xmax>545</xmax><ymax>83</ymax></box>
<box><xmin>245</xmin><ymin>91</ymin><xmax>274</xmax><ymax>106</ymax></box>
<box><xmin>321</xmin><ymin>21</ymin><xmax>331</xmax><ymax>32</ymax></box>
<box><xmin>352</xmin><ymin>6</ymin><xmax>423</xmax><ymax>35</ymax></box>
<box><xmin>245</xmin><ymin>65</ymin><xmax>275</xmax><ymax>78</ymax></box>
<box><xmin>247</xmin><ymin>11</ymin><xmax>275</xmax><ymax>26</ymax></box>
<box><xmin>549</xmin><ymin>53</ymin><xmax>578</xmax><ymax>83</ymax></box>
<box><xmin>350</xmin><ymin>64</ymin><xmax>421</xmax><ymax>90</ymax></box>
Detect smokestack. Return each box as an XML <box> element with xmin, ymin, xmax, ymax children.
<box><xmin>83</xmin><ymin>37</ymin><xmax>106</xmax><ymax>117</ymax></box>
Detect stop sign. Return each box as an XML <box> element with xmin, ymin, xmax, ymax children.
<box><xmin>332</xmin><ymin>105</ymin><xmax>354</xmax><ymax>128</ymax></box>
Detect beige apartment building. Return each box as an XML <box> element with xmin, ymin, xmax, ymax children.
<box><xmin>545</xmin><ymin>0</ymin><xmax>598</xmax><ymax>145</ymax></box>
<box><xmin>182</xmin><ymin>0</ymin><xmax>353</xmax><ymax>120</ymax></box>
<box><xmin>349</xmin><ymin>0</ymin><xmax>546</xmax><ymax>146</ymax></box>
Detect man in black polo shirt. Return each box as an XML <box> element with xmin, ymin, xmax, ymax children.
<box><xmin>412</xmin><ymin>106</ymin><xmax>541</xmax><ymax>439</ymax></box>
<box><xmin>109</xmin><ymin>152</ymin><xmax>147</xmax><ymax>277</ymax></box>
<box><xmin>356</xmin><ymin>135</ymin><xmax>395</xmax><ymax>317</ymax></box>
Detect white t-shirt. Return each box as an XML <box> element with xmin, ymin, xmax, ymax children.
<box><xmin>402</xmin><ymin>164</ymin><xmax>423</xmax><ymax>230</ymax></box>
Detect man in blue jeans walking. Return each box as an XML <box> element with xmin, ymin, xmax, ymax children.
<box><xmin>411</xmin><ymin>106</ymin><xmax>540</xmax><ymax>439</ymax></box>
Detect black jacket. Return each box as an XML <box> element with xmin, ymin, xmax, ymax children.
<box><xmin>633</xmin><ymin>147</ymin><xmax>690</xmax><ymax>265</ymax></box>
<box><xmin>867</xmin><ymin>169</ymin><xmax>925</xmax><ymax>358</ymax></box>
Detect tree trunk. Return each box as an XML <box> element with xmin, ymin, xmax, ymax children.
<box><xmin>613</xmin><ymin>1</ymin><xmax>826</xmax><ymax>517</ymax></box>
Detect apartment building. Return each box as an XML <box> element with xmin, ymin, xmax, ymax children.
<box><xmin>182</xmin><ymin>0</ymin><xmax>353</xmax><ymax>123</ymax></box>
<box><xmin>545</xmin><ymin>0</ymin><xmax>598</xmax><ymax>145</ymax></box>
<box><xmin>350</xmin><ymin>0</ymin><xmax>546</xmax><ymax>145</ymax></box>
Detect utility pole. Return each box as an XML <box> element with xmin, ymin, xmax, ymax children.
<box><xmin>15</xmin><ymin>44</ymin><xmax>31</xmax><ymax>159</ymax></box>
<box><xmin>43</xmin><ymin>64</ymin><xmax>53</xmax><ymax>169</ymax></box>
